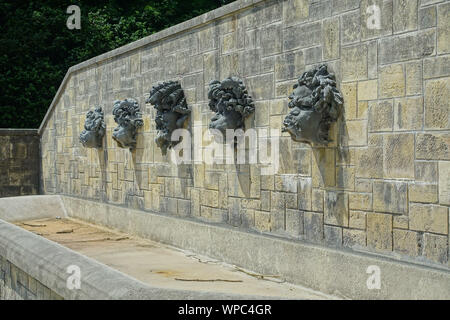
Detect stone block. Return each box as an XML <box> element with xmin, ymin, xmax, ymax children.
<box><xmin>416</xmin><ymin>133</ymin><xmax>450</xmax><ymax>160</ymax></box>
<box><xmin>312</xmin><ymin>188</ymin><xmax>324</xmax><ymax>212</ymax></box>
<box><xmin>424</xmin><ymin>77</ymin><xmax>450</xmax><ymax>129</ymax></box>
<box><xmin>283</xmin><ymin>0</ymin><xmax>309</xmax><ymax>26</ymax></box>
<box><xmin>439</xmin><ymin>161</ymin><xmax>450</xmax><ymax>205</ymax></box>
<box><xmin>437</xmin><ymin>2</ymin><xmax>450</xmax><ymax>54</ymax></box>
<box><xmin>393</xmin><ymin>97</ymin><xmax>424</xmax><ymax>131</ymax></box>
<box><xmin>424</xmin><ymin>56</ymin><xmax>450</xmax><ymax>79</ymax></box>
<box><xmin>373</xmin><ymin>181</ymin><xmax>408</xmax><ymax>214</ymax></box>
<box><xmin>409</xmin><ymin>203</ymin><xmax>448</xmax><ymax>234</ymax></box>
<box><xmin>393</xmin><ymin>0</ymin><xmax>418</xmax><ymax>33</ymax></box>
<box><xmin>312</xmin><ymin>148</ymin><xmax>336</xmax><ymax>187</ymax></box>
<box><xmin>379</xmin><ymin>64</ymin><xmax>405</xmax><ymax>98</ymax></box>
<box><xmin>405</xmin><ymin>61</ymin><xmax>423</xmax><ymax>96</ymax></box>
<box><xmin>393</xmin><ymin>229</ymin><xmax>420</xmax><ymax>257</ymax></box>
<box><xmin>349</xmin><ymin>193</ymin><xmax>372</xmax><ymax>211</ymax></box>
<box><xmin>341</xmin><ymin>44</ymin><xmax>368</xmax><ymax>81</ymax></box>
<box><xmin>419</xmin><ymin>5</ymin><xmax>437</xmax><ymax>29</ymax></box>
<box><xmin>379</xmin><ymin>29</ymin><xmax>435</xmax><ymax>64</ymax></box>
<box><xmin>304</xmin><ymin>212</ymin><xmax>324</xmax><ymax>243</ymax></box>
<box><xmin>415</xmin><ymin>161</ymin><xmax>438</xmax><ymax>183</ymax></box>
<box><xmin>340</xmin><ymin>82</ymin><xmax>357</xmax><ymax>119</ymax></box>
<box><xmin>349</xmin><ymin>210</ymin><xmax>367</xmax><ymax>229</ymax></box>
<box><xmin>324</xmin><ymin>191</ymin><xmax>349</xmax><ymax>227</ymax></box>
<box><xmin>341</xmin><ymin>10</ymin><xmax>360</xmax><ymax>44</ymax></box>
<box><xmin>367</xmin><ymin>213</ymin><xmax>393</xmax><ymax>252</ymax></box>
<box><xmin>346</xmin><ymin>120</ymin><xmax>368</xmax><ymax>146</ymax></box>
<box><xmin>298</xmin><ymin>178</ymin><xmax>312</xmax><ymax>210</ymax></box>
<box><xmin>368</xmin><ymin>100</ymin><xmax>393</xmax><ymax>132</ymax></box>
<box><xmin>322</xmin><ymin>17</ymin><xmax>340</xmax><ymax>60</ymax></box>
<box><xmin>324</xmin><ymin>225</ymin><xmax>343</xmax><ymax>247</ymax></box>
<box><xmin>355</xmin><ymin>146</ymin><xmax>383</xmax><ymax>179</ymax></box>
<box><xmin>358</xmin><ymin>80</ymin><xmax>377</xmax><ymax>101</ymax></box>
<box><xmin>409</xmin><ymin>183</ymin><xmax>438</xmax><ymax>203</ymax></box>
<box><xmin>261</xmin><ymin>23</ymin><xmax>282</xmax><ymax>56</ymax></box>
<box><xmin>284</xmin><ymin>22</ymin><xmax>322</xmax><ymax>51</ymax></box>
<box><xmin>383</xmin><ymin>133</ymin><xmax>415</xmax><ymax>179</ymax></box>
<box><xmin>423</xmin><ymin>233</ymin><xmax>448</xmax><ymax>264</ymax></box>
<box><xmin>343</xmin><ymin>229</ymin><xmax>366</xmax><ymax>248</ymax></box>
<box><xmin>286</xmin><ymin>209</ymin><xmax>304</xmax><ymax>237</ymax></box>
<box><xmin>274</xmin><ymin>50</ymin><xmax>304</xmax><ymax>81</ymax></box>
<box><xmin>254</xmin><ymin>210</ymin><xmax>271</xmax><ymax>232</ymax></box>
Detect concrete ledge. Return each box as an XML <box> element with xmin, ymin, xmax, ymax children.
<box><xmin>0</xmin><ymin>195</ymin><xmax>67</xmax><ymax>222</ymax></box>
<box><xmin>0</xmin><ymin>218</ymin><xmax>269</xmax><ymax>300</ymax></box>
<box><xmin>62</xmin><ymin>196</ymin><xmax>450</xmax><ymax>300</ymax></box>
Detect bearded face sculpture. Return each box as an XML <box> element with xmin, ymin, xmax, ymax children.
<box><xmin>208</xmin><ymin>77</ymin><xmax>255</xmax><ymax>137</ymax></box>
<box><xmin>146</xmin><ymin>81</ymin><xmax>190</xmax><ymax>155</ymax></box>
<box><xmin>282</xmin><ymin>64</ymin><xmax>343</xmax><ymax>145</ymax></box>
<box><xmin>79</xmin><ymin>107</ymin><xmax>105</xmax><ymax>148</ymax></box>
<box><xmin>112</xmin><ymin>98</ymin><xmax>143</xmax><ymax>150</ymax></box>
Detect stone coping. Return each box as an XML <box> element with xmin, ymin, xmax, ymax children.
<box><xmin>61</xmin><ymin>195</ymin><xmax>450</xmax><ymax>300</ymax></box>
<box><xmin>0</xmin><ymin>218</ymin><xmax>270</xmax><ymax>300</ymax></box>
<box><xmin>37</xmin><ymin>0</ymin><xmax>265</xmax><ymax>135</ymax></box>
<box><xmin>0</xmin><ymin>129</ymin><xmax>39</xmax><ymax>136</ymax></box>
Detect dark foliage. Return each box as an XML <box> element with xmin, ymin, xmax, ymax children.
<box><xmin>0</xmin><ymin>0</ymin><xmax>234</xmax><ymax>128</ymax></box>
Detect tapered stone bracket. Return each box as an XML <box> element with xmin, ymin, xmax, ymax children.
<box><xmin>146</xmin><ymin>81</ymin><xmax>190</xmax><ymax>155</ymax></box>
<box><xmin>282</xmin><ymin>64</ymin><xmax>343</xmax><ymax>145</ymax></box>
<box><xmin>112</xmin><ymin>98</ymin><xmax>143</xmax><ymax>150</ymax></box>
<box><xmin>79</xmin><ymin>107</ymin><xmax>105</xmax><ymax>148</ymax></box>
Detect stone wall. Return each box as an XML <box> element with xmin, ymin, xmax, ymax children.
<box><xmin>0</xmin><ymin>129</ymin><xmax>40</xmax><ymax>198</ymax></box>
<box><xmin>0</xmin><ymin>255</ymin><xmax>62</xmax><ymax>300</ymax></box>
<box><xmin>39</xmin><ymin>0</ymin><xmax>450</xmax><ymax>267</ymax></box>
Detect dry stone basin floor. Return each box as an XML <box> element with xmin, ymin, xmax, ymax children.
<box><xmin>15</xmin><ymin>217</ymin><xmax>337</xmax><ymax>299</ymax></box>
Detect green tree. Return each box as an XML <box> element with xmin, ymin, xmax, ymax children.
<box><xmin>0</xmin><ymin>0</ymin><xmax>234</xmax><ymax>128</ymax></box>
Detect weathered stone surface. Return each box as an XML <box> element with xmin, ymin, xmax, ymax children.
<box><xmin>405</xmin><ymin>62</ymin><xmax>423</xmax><ymax>96</ymax></box>
<box><xmin>324</xmin><ymin>191</ymin><xmax>349</xmax><ymax>227</ymax></box>
<box><xmin>304</xmin><ymin>211</ymin><xmax>324</xmax><ymax>243</ymax></box>
<box><xmin>356</xmin><ymin>146</ymin><xmax>383</xmax><ymax>179</ymax></box>
<box><xmin>341</xmin><ymin>10</ymin><xmax>360</xmax><ymax>44</ymax></box>
<box><xmin>284</xmin><ymin>22</ymin><xmax>322</xmax><ymax>51</ymax></box>
<box><xmin>367</xmin><ymin>213</ymin><xmax>393</xmax><ymax>252</ymax></box>
<box><xmin>393</xmin><ymin>229</ymin><xmax>420</xmax><ymax>257</ymax></box>
<box><xmin>254</xmin><ymin>210</ymin><xmax>271</xmax><ymax>232</ymax></box>
<box><xmin>409</xmin><ymin>183</ymin><xmax>438</xmax><ymax>204</ymax></box>
<box><xmin>358</xmin><ymin>80</ymin><xmax>377</xmax><ymax>101</ymax></box>
<box><xmin>286</xmin><ymin>209</ymin><xmax>304</xmax><ymax>236</ymax></box>
<box><xmin>340</xmin><ymin>82</ymin><xmax>357</xmax><ymax>119</ymax></box>
<box><xmin>349</xmin><ymin>210</ymin><xmax>366</xmax><ymax>229</ymax></box>
<box><xmin>437</xmin><ymin>2</ymin><xmax>450</xmax><ymax>54</ymax></box>
<box><xmin>419</xmin><ymin>5</ymin><xmax>437</xmax><ymax>29</ymax></box>
<box><xmin>349</xmin><ymin>193</ymin><xmax>372</xmax><ymax>211</ymax></box>
<box><xmin>261</xmin><ymin>23</ymin><xmax>282</xmax><ymax>56</ymax></box>
<box><xmin>324</xmin><ymin>225</ymin><xmax>342</xmax><ymax>247</ymax></box>
<box><xmin>415</xmin><ymin>161</ymin><xmax>438</xmax><ymax>183</ymax></box>
<box><xmin>368</xmin><ymin>100</ymin><xmax>393</xmax><ymax>132</ymax></box>
<box><xmin>439</xmin><ymin>161</ymin><xmax>450</xmax><ymax>205</ymax></box>
<box><xmin>394</xmin><ymin>97</ymin><xmax>423</xmax><ymax>131</ymax></box>
<box><xmin>424</xmin><ymin>56</ymin><xmax>450</xmax><ymax>79</ymax></box>
<box><xmin>393</xmin><ymin>0</ymin><xmax>418</xmax><ymax>33</ymax></box>
<box><xmin>283</xmin><ymin>0</ymin><xmax>309</xmax><ymax>26</ymax></box>
<box><xmin>343</xmin><ymin>229</ymin><xmax>366</xmax><ymax>248</ymax></box>
<box><xmin>424</xmin><ymin>78</ymin><xmax>450</xmax><ymax>129</ymax></box>
<box><xmin>416</xmin><ymin>133</ymin><xmax>450</xmax><ymax>160</ymax></box>
<box><xmin>346</xmin><ymin>120</ymin><xmax>368</xmax><ymax>146</ymax></box>
<box><xmin>274</xmin><ymin>50</ymin><xmax>304</xmax><ymax>81</ymax></box>
<box><xmin>322</xmin><ymin>18</ymin><xmax>340</xmax><ymax>60</ymax></box>
<box><xmin>373</xmin><ymin>181</ymin><xmax>408</xmax><ymax>214</ymax></box>
<box><xmin>379</xmin><ymin>29</ymin><xmax>435</xmax><ymax>65</ymax></box>
<box><xmin>341</xmin><ymin>44</ymin><xmax>368</xmax><ymax>81</ymax></box>
<box><xmin>379</xmin><ymin>64</ymin><xmax>405</xmax><ymax>98</ymax></box>
<box><xmin>423</xmin><ymin>233</ymin><xmax>448</xmax><ymax>264</ymax></box>
<box><xmin>383</xmin><ymin>133</ymin><xmax>415</xmax><ymax>179</ymax></box>
<box><xmin>409</xmin><ymin>203</ymin><xmax>448</xmax><ymax>234</ymax></box>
